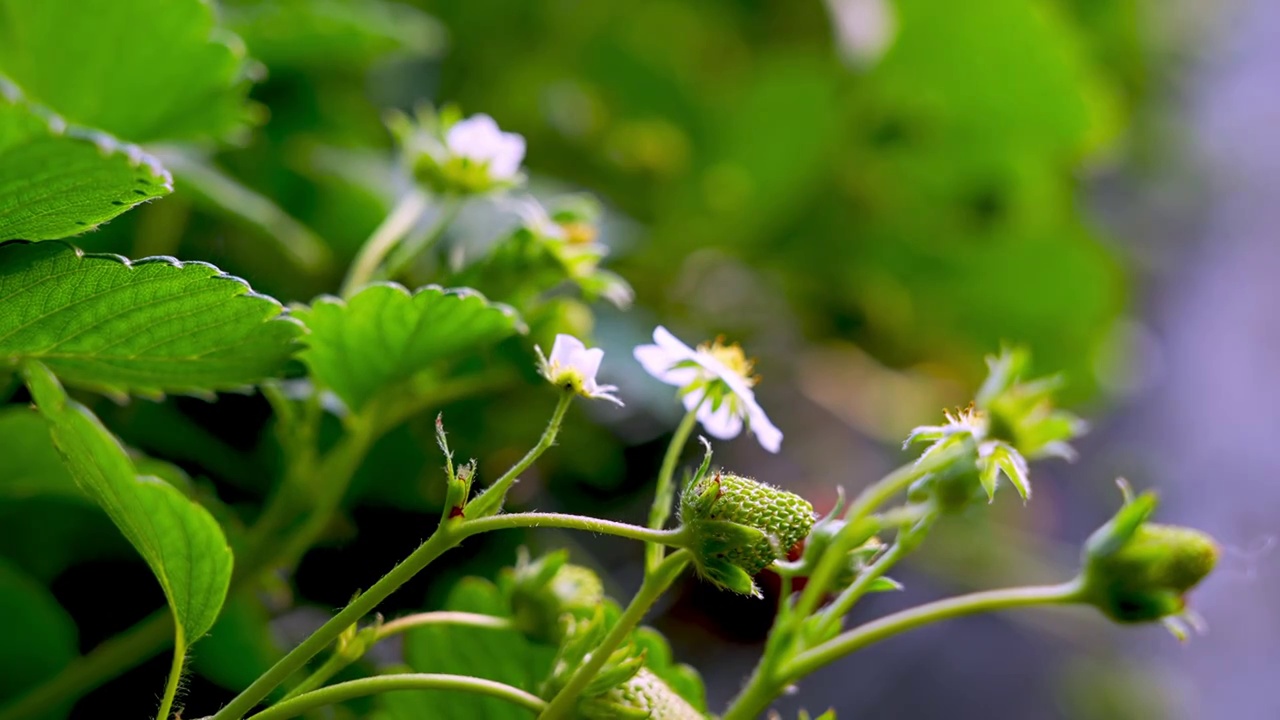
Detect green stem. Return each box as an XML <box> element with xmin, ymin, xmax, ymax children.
<box><xmin>246</xmin><ymin>674</ymin><xmax>545</xmax><ymax>720</ymax></box>
<box><xmin>784</xmin><ymin>580</ymin><xmax>1085</xmax><ymax>680</ymax></box>
<box><xmin>815</xmin><ymin>541</ymin><xmax>909</xmax><ymax>638</ymax></box>
<box><xmin>540</xmin><ymin>550</ymin><xmax>692</xmax><ymax>720</ymax></box>
<box><xmin>382</xmin><ymin>193</ymin><xmax>461</xmax><ymax>282</ymax></box>
<box><xmin>466</xmin><ymin>392</ymin><xmax>574</xmax><ymax>519</ymax></box>
<box><xmin>646</xmin><ymin>408</ymin><xmax>699</xmax><ymax>573</ymax></box>
<box><xmin>155</xmin><ymin>634</ymin><xmax>185</xmax><ymax>720</ymax></box>
<box><xmin>340</xmin><ymin>189</ymin><xmax>430</xmax><ymax>296</ymax></box>
<box><xmin>464</xmin><ymin>512</ymin><xmax>690</xmax><ymax>546</ymax></box>
<box><xmin>211</xmin><ymin>528</ymin><xmax>465</xmax><ymax>720</ymax></box>
<box><xmin>0</xmin><ymin>610</ymin><xmax>172</xmax><ymax>720</ymax></box>
<box><xmin>283</xmin><ymin>612</ymin><xmax>515</xmax><ymax>701</ymax></box>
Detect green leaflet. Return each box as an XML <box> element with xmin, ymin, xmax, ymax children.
<box><xmin>0</xmin><ymin>559</ymin><xmax>78</xmax><ymax>719</ymax></box>
<box><xmin>0</xmin><ymin>83</ymin><xmax>171</xmax><ymax>241</ymax></box>
<box><xmin>0</xmin><ymin>241</ymin><xmax>302</xmax><ymax>399</ymax></box>
<box><xmin>294</xmin><ymin>283</ymin><xmax>523</xmax><ymax>413</ymax></box>
<box><xmin>22</xmin><ymin>361</ymin><xmax>233</xmax><ymax>650</ymax></box>
<box><xmin>0</xmin><ymin>0</ymin><xmax>255</xmax><ymax>143</ymax></box>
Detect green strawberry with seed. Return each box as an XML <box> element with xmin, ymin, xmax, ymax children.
<box><xmin>579</xmin><ymin>668</ymin><xmax>705</xmax><ymax>720</ymax></box>
<box><xmin>681</xmin><ymin>471</ymin><xmax>815</xmax><ymax>597</ymax></box>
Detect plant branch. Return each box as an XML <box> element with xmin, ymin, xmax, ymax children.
<box><xmin>340</xmin><ymin>189</ymin><xmax>430</xmax><ymax>296</ymax></box>
<box><xmin>466</xmin><ymin>392</ymin><xmax>574</xmax><ymax>519</ymax></box>
<box><xmin>246</xmin><ymin>674</ymin><xmax>546</xmax><ymax>720</ymax></box>
<box><xmin>540</xmin><ymin>550</ymin><xmax>692</xmax><ymax>720</ymax></box>
<box><xmin>155</xmin><ymin>633</ymin><xmax>185</xmax><ymax>720</ymax></box>
<box><xmin>646</xmin><ymin>407</ymin><xmax>699</xmax><ymax>573</ymax></box>
<box><xmin>463</xmin><ymin>512</ymin><xmax>690</xmax><ymax>546</ymax></box>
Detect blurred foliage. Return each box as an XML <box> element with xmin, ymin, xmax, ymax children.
<box><xmin>0</xmin><ymin>0</ymin><xmax>1159</xmax><ymax>716</ymax></box>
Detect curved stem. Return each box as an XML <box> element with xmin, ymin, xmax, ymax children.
<box><xmin>818</xmin><ymin>541</ymin><xmax>909</xmax><ymax>634</ymax></box>
<box><xmin>540</xmin><ymin>550</ymin><xmax>692</xmax><ymax>720</ymax></box>
<box><xmin>789</xmin><ymin>581</ymin><xmax>1083</xmax><ymax>681</ymax></box>
<box><xmin>154</xmin><ymin>634</ymin><xmax>185</xmax><ymax>720</ymax></box>
<box><xmin>246</xmin><ymin>674</ymin><xmax>545</xmax><ymax>720</ymax></box>
<box><xmin>383</xmin><ymin>193</ymin><xmax>461</xmax><ymax>281</ymax></box>
<box><xmin>341</xmin><ymin>189</ymin><xmax>429</xmax><ymax>296</ymax></box>
<box><xmin>646</xmin><ymin>408</ymin><xmax>699</xmax><ymax>573</ymax></box>
<box><xmin>0</xmin><ymin>610</ymin><xmax>172</xmax><ymax>720</ymax></box>
<box><xmin>211</xmin><ymin>528</ymin><xmax>465</xmax><ymax>720</ymax></box>
<box><xmin>283</xmin><ymin>612</ymin><xmax>513</xmax><ymax>701</ymax></box>
<box><xmin>464</xmin><ymin>512</ymin><xmax>690</xmax><ymax>547</ymax></box>
<box><xmin>466</xmin><ymin>392</ymin><xmax>574</xmax><ymax>519</ymax></box>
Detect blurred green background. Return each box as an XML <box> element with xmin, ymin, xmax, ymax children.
<box><xmin>5</xmin><ymin>0</ymin><xmax>1256</xmax><ymax>717</ymax></box>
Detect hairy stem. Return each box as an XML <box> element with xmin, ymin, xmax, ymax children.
<box><xmin>340</xmin><ymin>189</ymin><xmax>429</xmax><ymax>296</ymax></box>
<box><xmin>646</xmin><ymin>407</ymin><xmax>699</xmax><ymax>573</ymax></box>
<box><xmin>464</xmin><ymin>512</ymin><xmax>690</xmax><ymax>546</ymax></box>
<box><xmin>154</xmin><ymin>633</ymin><xmax>185</xmax><ymax>720</ymax></box>
<box><xmin>246</xmin><ymin>674</ymin><xmax>546</xmax><ymax>720</ymax></box>
<box><xmin>540</xmin><ymin>550</ymin><xmax>692</xmax><ymax>720</ymax></box>
<box><xmin>466</xmin><ymin>392</ymin><xmax>574</xmax><ymax>519</ymax></box>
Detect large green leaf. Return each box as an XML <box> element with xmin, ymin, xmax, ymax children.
<box><xmin>0</xmin><ymin>83</ymin><xmax>171</xmax><ymax>241</ymax></box>
<box><xmin>389</xmin><ymin>578</ymin><xmax>552</xmax><ymax>720</ymax></box>
<box><xmin>0</xmin><ymin>241</ymin><xmax>302</xmax><ymax>399</ymax></box>
<box><xmin>0</xmin><ymin>0</ymin><xmax>255</xmax><ymax>143</ymax></box>
<box><xmin>22</xmin><ymin>361</ymin><xmax>233</xmax><ymax>648</ymax></box>
<box><xmin>294</xmin><ymin>283</ymin><xmax>522</xmax><ymax>413</ymax></box>
<box><xmin>0</xmin><ymin>558</ymin><xmax>78</xmax><ymax>719</ymax></box>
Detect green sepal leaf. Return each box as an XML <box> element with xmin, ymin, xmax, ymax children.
<box><xmin>0</xmin><ymin>558</ymin><xmax>78</xmax><ymax>718</ymax></box>
<box><xmin>294</xmin><ymin>283</ymin><xmax>523</xmax><ymax>414</ymax></box>
<box><xmin>0</xmin><ymin>241</ymin><xmax>302</xmax><ymax>399</ymax></box>
<box><xmin>0</xmin><ymin>0</ymin><xmax>256</xmax><ymax>143</ymax></box>
<box><xmin>0</xmin><ymin>83</ymin><xmax>171</xmax><ymax>241</ymax></box>
<box><xmin>693</xmin><ymin>520</ymin><xmax>769</xmax><ymax>555</ymax></box>
<box><xmin>700</xmin><ymin>557</ymin><xmax>760</xmax><ymax>599</ymax></box>
<box><xmin>865</xmin><ymin>576</ymin><xmax>904</xmax><ymax>593</ymax></box>
<box><xmin>22</xmin><ymin>361</ymin><xmax>233</xmax><ymax>646</ymax></box>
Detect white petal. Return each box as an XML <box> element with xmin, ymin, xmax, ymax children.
<box><xmin>446</xmin><ymin>114</ymin><xmax>502</xmax><ymax>157</ymax></box>
<box><xmin>571</xmin><ymin>346</ymin><xmax>605</xmax><ymax>380</ymax></box>
<box><xmin>634</xmin><ymin>344</ymin><xmax>699</xmax><ymax>387</ymax></box>
<box><xmin>549</xmin><ymin>334</ymin><xmax>586</xmax><ymax>367</ymax></box>
<box><xmin>651</xmin><ymin>326</ymin><xmax>698</xmax><ymax>361</ymax></box>
<box><xmin>743</xmin><ymin>397</ymin><xmax>783</xmax><ymax>453</ymax></box>
<box><xmin>697</xmin><ymin>400</ymin><xmax>743</xmax><ymax>440</ymax></box>
<box><xmin>488</xmin><ymin>133</ymin><xmax>526</xmax><ymax>179</ymax></box>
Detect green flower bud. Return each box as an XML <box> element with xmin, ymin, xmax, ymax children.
<box><xmin>504</xmin><ymin>549</ymin><xmax>604</xmax><ymax>644</ymax></box>
<box><xmin>1080</xmin><ymin>489</ymin><xmax>1218</xmax><ymax>624</ymax></box>
<box><xmin>681</xmin><ymin>471</ymin><xmax>815</xmax><ymax>597</ymax></box>
<box><xmin>579</xmin><ymin>668</ymin><xmax>705</xmax><ymax>720</ymax></box>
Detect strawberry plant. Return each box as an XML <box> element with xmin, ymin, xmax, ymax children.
<box><xmin>0</xmin><ymin>2</ymin><xmax>1215</xmax><ymax>719</ymax></box>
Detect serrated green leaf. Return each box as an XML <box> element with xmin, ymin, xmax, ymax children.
<box><xmin>0</xmin><ymin>83</ymin><xmax>171</xmax><ymax>241</ymax></box>
<box><xmin>294</xmin><ymin>283</ymin><xmax>522</xmax><ymax>413</ymax></box>
<box><xmin>0</xmin><ymin>0</ymin><xmax>255</xmax><ymax>143</ymax></box>
<box><xmin>22</xmin><ymin>361</ymin><xmax>233</xmax><ymax>649</ymax></box>
<box><xmin>0</xmin><ymin>406</ymin><xmax>81</xmax><ymax>500</ymax></box>
<box><xmin>0</xmin><ymin>241</ymin><xmax>302</xmax><ymax>399</ymax></box>
<box><xmin>393</xmin><ymin>577</ymin><xmax>553</xmax><ymax>720</ymax></box>
<box><xmin>0</xmin><ymin>558</ymin><xmax>78</xmax><ymax>719</ymax></box>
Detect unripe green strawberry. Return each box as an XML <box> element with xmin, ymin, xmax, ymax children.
<box><xmin>579</xmin><ymin>668</ymin><xmax>704</xmax><ymax>720</ymax></box>
<box><xmin>681</xmin><ymin>472</ymin><xmax>815</xmax><ymax>596</ymax></box>
<box><xmin>505</xmin><ymin>550</ymin><xmax>605</xmax><ymax>644</ymax></box>
<box><xmin>1083</xmin><ymin>522</ymin><xmax>1218</xmax><ymax>623</ymax></box>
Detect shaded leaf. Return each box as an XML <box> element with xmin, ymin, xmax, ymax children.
<box><xmin>0</xmin><ymin>241</ymin><xmax>302</xmax><ymax>399</ymax></box>
<box><xmin>0</xmin><ymin>406</ymin><xmax>81</xmax><ymax>500</ymax></box>
<box><xmin>193</xmin><ymin>595</ymin><xmax>284</xmax><ymax>694</ymax></box>
<box><xmin>294</xmin><ymin>283</ymin><xmax>522</xmax><ymax>413</ymax></box>
<box><xmin>0</xmin><ymin>0</ymin><xmax>255</xmax><ymax>143</ymax></box>
<box><xmin>393</xmin><ymin>577</ymin><xmax>552</xmax><ymax>720</ymax></box>
<box><xmin>22</xmin><ymin>361</ymin><xmax>233</xmax><ymax>646</ymax></box>
<box><xmin>0</xmin><ymin>558</ymin><xmax>78</xmax><ymax>719</ymax></box>
<box><xmin>0</xmin><ymin>83</ymin><xmax>171</xmax><ymax>241</ymax></box>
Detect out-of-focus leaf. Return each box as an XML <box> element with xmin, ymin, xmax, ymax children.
<box><xmin>390</xmin><ymin>577</ymin><xmax>553</xmax><ymax>720</ymax></box>
<box><xmin>293</xmin><ymin>283</ymin><xmax>522</xmax><ymax>413</ymax></box>
<box><xmin>150</xmin><ymin>147</ymin><xmax>332</xmax><ymax>275</ymax></box>
<box><xmin>0</xmin><ymin>558</ymin><xmax>78</xmax><ymax>719</ymax></box>
<box><xmin>0</xmin><ymin>498</ymin><xmax>128</xmax><ymax>583</ymax></box>
<box><xmin>0</xmin><ymin>83</ymin><xmax>171</xmax><ymax>241</ymax></box>
<box><xmin>193</xmin><ymin>595</ymin><xmax>283</xmax><ymax>694</ymax></box>
<box><xmin>0</xmin><ymin>407</ymin><xmax>81</xmax><ymax>500</ymax></box>
<box><xmin>0</xmin><ymin>241</ymin><xmax>302</xmax><ymax>399</ymax></box>
<box><xmin>0</xmin><ymin>0</ymin><xmax>255</xmax><ymax>143</ymax></box>
<box><xmin>23</xmin><ymin>362</ymin><xmax>233</xmax><ymax>647</ymax></box>
<box><xmin>225</xmin><ymin>0</ymin><xmax>447</xmax><ymax>70</ymax></box>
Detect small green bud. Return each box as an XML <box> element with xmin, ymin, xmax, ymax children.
<box><xmin>505</xmin><ymin>549</ymin><xmax>604</xmax><ymax>644</ymax></box>
<box><xmin>1080</xmin><ymin>489</ymin><xmax>1218</xmax><ymax>624</ymax></box>
<box><xmin>579</xmin><ymin>668</ymin><xmax>704</xmax><ymax>720</ymax></box>
<box><xmin>681</xmin><ymin>471</ymin><xmax>815</xmax><ymax>596</ymax></box>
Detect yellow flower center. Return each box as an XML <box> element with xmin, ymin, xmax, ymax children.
<box><xmin>699</xmin><ymin>338</ymin><xmax>758</xmax><ymax>387</ymax></box>
<box><xmin>559</xmin><ymin>221</ymin><xmax>597</xmax><ymax>246</ymax></box>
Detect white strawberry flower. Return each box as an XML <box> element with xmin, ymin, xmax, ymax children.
<box><xmin>633</xmin><ymin>326</ymin><xmax>782</xmax><ymax>453</ymax></box>
<box><xmin>445</xmin><ymin>114</ymin><xmax>526</xmax><ymax>181</ymax></box>
<box><xmin>537</xmin><ymin>334</ymin><xmax>623</xmax><ymax>406</ymax></box>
